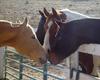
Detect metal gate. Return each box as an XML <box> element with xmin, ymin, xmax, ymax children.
<box><xmin>4</xmin><ymin>47</ymin><xmax>65</xmax><ymax>80</ymax></box>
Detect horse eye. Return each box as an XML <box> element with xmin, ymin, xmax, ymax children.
<box><xmin>32</xmin><ymin>36</ymin><xmax>35</xmax><ymax>39</ymax></box>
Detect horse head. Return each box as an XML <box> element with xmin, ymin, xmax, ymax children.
<box><xmin>0</xmin><ymin>17</ymin><xmax>47</xmax><ymax>64</ymax></box>
<box><xmin>36</xmin><ymin>8</ymin><xmax>67</xmax><ymax>64</ymax></box>
<box><xmin>44</xmin><ymin>8</ymin><xmax>67</xmax><ymax>31</ymax></box>
<box><xmin>42</xmin><ymin>8</ymin><xmax>66</xmax><ymax>64</ymax></box>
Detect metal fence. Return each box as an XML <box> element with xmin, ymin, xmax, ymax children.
<box><xmin>4</xmin><ymin>47</ymin><xmax>65</xmax><ymax>80</ymax></box>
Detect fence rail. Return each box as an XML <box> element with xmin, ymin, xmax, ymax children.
<box><xmin>4</xmin><ymin>47</ymin><xmax>64</xmax><ymax>80</ymax></box>
<box><xmin>1</xmin><ymin>47</ymin><xmax>99</xmax><ymax>80</ymax></box>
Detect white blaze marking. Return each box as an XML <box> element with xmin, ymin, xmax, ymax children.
<box><xmin>43</xmin><ymin>20</ymin><xmax>53</xmax><ymax>51</ymax></box>
<box><xmin>48</xmin><ymin>20</ymin><xmax>53</xmax><ymax>28</ymax></box>
<box><xmin>43</xmin><ymin>31</ymin><xmax>50</xmax><ymax>51</ymax></box>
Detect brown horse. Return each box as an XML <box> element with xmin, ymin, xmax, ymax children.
<box><xmin>40</xmin><ymin>8</ymin><xmax>94</xmax><ymax>74</ymax></box>
<box><xmin>0</xmin><ymin>18</ymin><xmax>47</xmax><ymax>64</ymax></box>
<box><xmin>43</xmin><ymin>8</ymin><xmax>100</xmax><ymax>76</ymax></box>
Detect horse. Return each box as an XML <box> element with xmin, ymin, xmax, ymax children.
<box><xmin>0</xmin><ymin>17</ymin><xmax>47</xmax><ymax>64</ymax></box>
<box><xmin>40</xmin><ymin>8</ymin><xmax>100</xmax><ymax>76</ymax></box>
<box><xmin>36</xmin><ymin>8</ymin><xmax>95</xmax><ymax>74</ymax></box>
<box><xmin>36</xmin><ymin>8</ymin><xmax>67</xmax><ymax>45</ymax></box>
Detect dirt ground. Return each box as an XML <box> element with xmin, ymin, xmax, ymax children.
<box><xmin>0</xmin><ymin>0</ymin><xmax>100</xmax><ymax>27</ymax></box>
<box><xmin>0</xmin><ymin>0</ymin><xmax>100</xmax><ymax>80</ymax></box>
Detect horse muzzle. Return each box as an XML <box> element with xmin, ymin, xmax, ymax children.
<box><xmin>48</xmin><ymin>52</ymin><xmax>61</xmax><ymax>65</ymax></box>
<box><xmin>39</xmin><ymin>54</ymin><xmax>48</xmax><ymax>64</ymax></box>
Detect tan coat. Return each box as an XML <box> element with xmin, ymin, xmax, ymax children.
<box><xmin>0</xmin><ymin>18</ymin><xmax>47</xmax><ymax>64</ymax></box>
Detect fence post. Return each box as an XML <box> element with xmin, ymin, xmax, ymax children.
<box><xmin>43</xmin><ymin>63</ymin><xmax>48</xmax><ymax>80</ymax></box>
<box><xmin>19</xmin><ymin>55</ymin><xmax>24</xmax><ymax>80</ymax></box>
<box><xmin>69</xmin><ymin>51</ymin><xmax>79</xmax><ymax>79</ymax></box>
<box><xmin>70</xmin><ymin>51</ymin><xmax>79</xmax><ymax>69</ymax></box>
<box><xmin>0</xmin><ymin>47</ymin><xmax>5</xmax><ymax>79</ymax></box>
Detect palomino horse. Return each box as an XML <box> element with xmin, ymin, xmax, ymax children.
<box><xmin>40</xmin><ymin>8</ymin><xmax>100</xmax><ymax>76</ymax></box>
<box><xmin>36</xmin><ymin>8</ymin><xmax>94</xmax><ymax>74</ymax></box>
<box><xmin>0</xmin><ymin>18</ymin><xmax>47</xmax><ymax>64</ymax></box>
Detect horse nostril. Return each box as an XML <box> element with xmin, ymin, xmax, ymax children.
<box><xmin>39</xmin><ymin>58</ymin><xmax>47</xmax><ymax>64</ymax></box>
<box><xmin>48</xmin><ymin>49</ymin><xmax>50</xmax><ymax>53</ymax></box>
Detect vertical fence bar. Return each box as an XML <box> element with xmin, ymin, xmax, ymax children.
<box><xmin>0</xmin><ymin>47</ymin><xmax>5</xmax><ymax>79</ymax></box>
<box><xmin>69</xmin><ymin>51</ymin><xmax>79</xmax><ymax>80</ymax></box>
<box><xmin>19</xmin><ymin>55</ymin><xmax>24</xmax><ymax>80</ymax></box>
<box><xmin>4</xmin><ymin>46</ymin><xmax>7</xmax><ymax>79</ymax></box>
<box><xmin>43</xmin><ymin>63</ymin><xmax>48</xmax><ymax>80</ymax></box>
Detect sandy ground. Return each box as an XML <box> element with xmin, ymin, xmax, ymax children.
<box><xmin>0</xmin><ymin>0</ymin><xmax>100</xmax><ymax>80</ymax></box>
<box><xmin>0</xmin><ymin>0</ymin><xmax>100</xmax><ymax>27</ymax></box>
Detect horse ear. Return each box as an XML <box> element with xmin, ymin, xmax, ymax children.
<box><xmin>52</xmin><ymin>8</ymin><xmax>58</xmax><ymax>16</ymax></box>
<box><xmin>22</xmin><ymin>17</ymin><xmax>28</xmax><ymax>26</ymax></box>
<box><xmin>39</xmin><ymin>10</ymin><xmax>46</xmax><ymax>18</ymax></box>
<box><xmin>43</xmin><ymin>8</ymin><xmax>50</xmax><ymax>17</ymax></box>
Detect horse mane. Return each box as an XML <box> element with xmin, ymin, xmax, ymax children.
<box><xmin>0</xmin><ymin>20</ymin><xmax>12</xmax><ymax>26</ymax></box>
<box><xmin>0</xmin><ymin>20</ymin><xmax>21</xmax><ymax>28</ymax></box>
<box><xmin>11</xmin><ymin>23</ymin><xmax>21</xmax><ymax>28</ymax></box>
